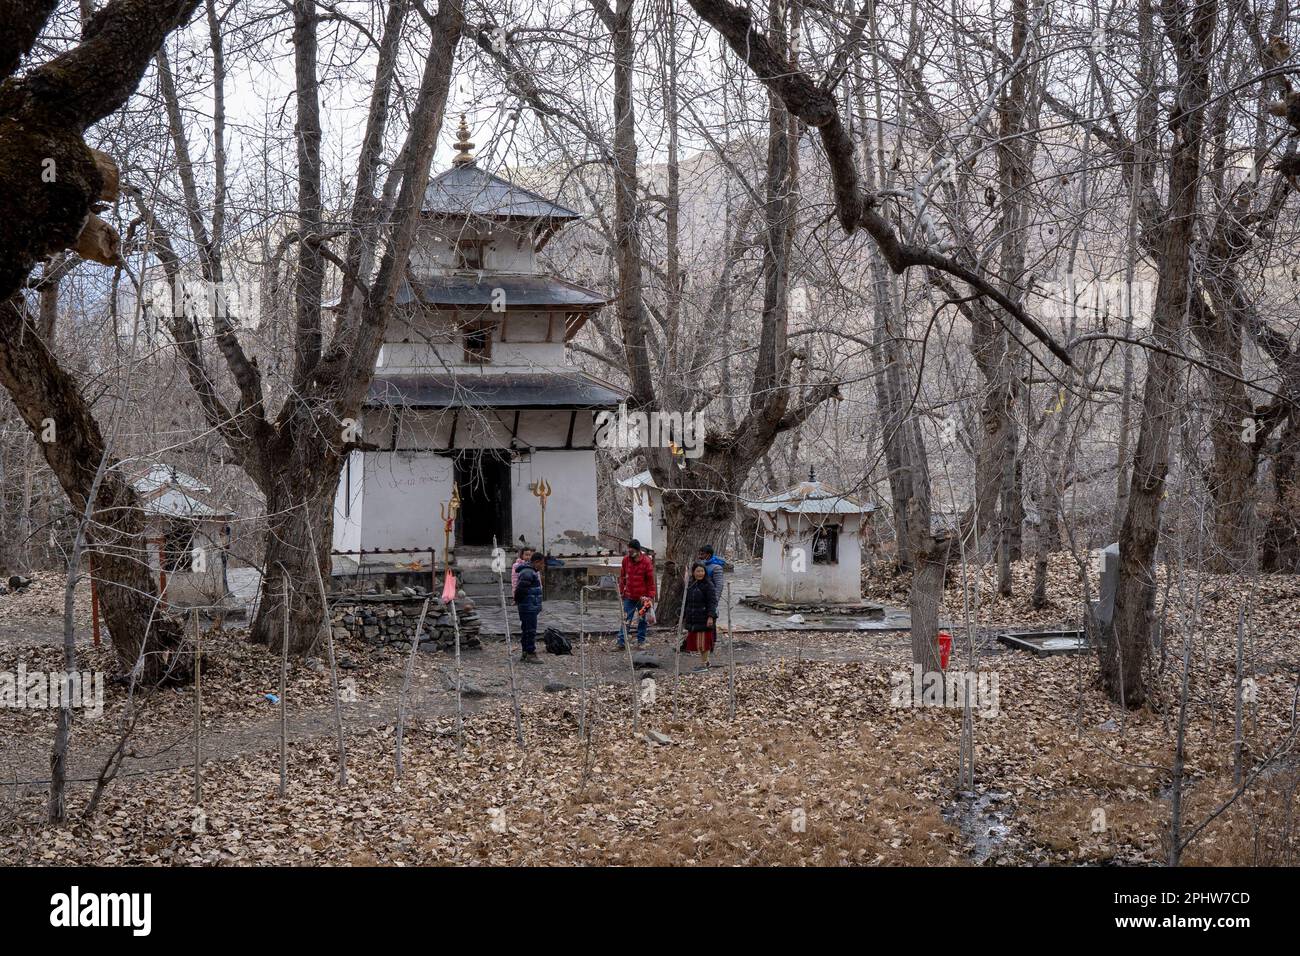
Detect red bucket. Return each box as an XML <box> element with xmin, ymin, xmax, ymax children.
<box><xmin>938</xmin><ymin>631</ymin><xmax>952</xmax><ymax>670</ymax></box>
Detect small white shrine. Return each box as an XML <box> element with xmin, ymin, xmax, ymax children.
<box><xmin>746</xmin><ymin>470</ymin><xmax>875</xmax><ymax>607</ymax></box>
<box><xmin>132</xmin><ymin>464</ymin><xmax>234</xmax><ymax>607</ymax></box>
<box><xmin>332</xmin><ymin>119</ymin><xmax>622</xmax><ymax>570</ymax></box>
<box><xmin>617</xmin><ymin>470</ymin><xmax>665</xmax><ymax>555</ymax></box>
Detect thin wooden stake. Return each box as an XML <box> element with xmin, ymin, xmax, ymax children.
<box><xmin>494</xmin><ymin>538</ymin><xmax>524</xmax><ymax>749</ymax></box>
<box><xmin>672</xmin><ymin>564</ymin><xmax>687</xmax><ymax>721</ymax></box>
<box><xmin>579</xmin><ymin>587</ymin><xmax>589</xmax><ymax>741</ymax></box>
<box><xmin>279</xmin><ymin>576</ymin><xmax>289</xmax><ymax>798</ymax></box>
<box><xmin>726</xmin><ymin>581</ymin><xmax>736</xmax><ymax>720</ymax></box>
<box><xmin>451</xmin><ymin>599</ymin><xmax>464</xmax><ymax>756</ymax></box>
<box><xmin>193</xmin><ymin>611</ymin><xmax>203</xmax><ymax>806</ymax></box>
<box><xmin>624</xmin><ymin>606</ymin><xmax>640</xmax><ymax>734</ymax></box>
<box><xmin>304</xmin><ymin>512</ymin><xmax>347</xmax><ymax>786</ymax></box>
<box><xmin>89</xmin><ymin>552</ymin><xmax>101</xmax><ymax>647</ymax></box>
<box><xmin>395</xmin><ymin>598</ymin><xmax>431</xmax><ymax>779</ymax></box>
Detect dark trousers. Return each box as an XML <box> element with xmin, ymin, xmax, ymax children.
<box><xmin>518</xmin><ymin>609</ymin><xmax>539</xmax><ymax>654</ymax></box>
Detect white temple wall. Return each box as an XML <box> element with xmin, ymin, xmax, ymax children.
<box><xmin>331</xmin><ymin>450</ymin><xmax>365</xmax><ymax>554</ymax></box>
<box><xmin>628</xmin><ymin>487</ymin><xmax>665</xmax><ymax>554</ymax></box>
<box><xmin>511</xmin><ymin>449</ymin><xmax>600</xmax><ymax>552</ymax></box>
<box><xmin>378</xmin><ymin>317</ymin><xmax>567</xmax><ymax>372</ymax></box>
<box><xmin>758</xmin><ymin>512</ymin><xmax>864</xmax><ymax>603</ymax></box>
<box><xmin>411</xmin><ymin>221</ymin><xmax>536</xmax><ymax>274</ymax></box>
<box><xmin>357</xmin><ymin>451</ymin><xmax>454</xmax><ymax>552</ymax></box>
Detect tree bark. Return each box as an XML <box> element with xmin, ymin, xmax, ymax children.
<box><xmin>596</xmin><ymin>0</ymin><xmax>837</xmax><ymax>622</ymax></box>
<box><xmin>145</xmin><ymin>0</ymin><xmax>462</xmax><ymax>655</ymax></box>
<box><xmin>1104</xmin><ymin>0</ymin><xmax>1216</xmax><ymax>708</ymax></box>
<box><xmin>0</xmin><ymin>0</ymin><xmax>203</xmax><ymax>682</ymax></box>
<box><xmin>1188</xmin><ymin>294</ymin><xmax>1255</xmax><ymax>568</ymax></box>
<box><xmin>0</xmin><ymin>298</ymin><xmax>190</xmax><ymax>683</ymax></box>
<box><xmin>248</xmin><ymin>438</ymin><xmax>340</xmax><ymax>652</ymax></box>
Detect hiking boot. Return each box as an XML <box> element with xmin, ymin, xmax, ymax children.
<box><xmin>520</xmin><ymin>652</ymin><xmax>541</xmax><ymax>664</ymax></box>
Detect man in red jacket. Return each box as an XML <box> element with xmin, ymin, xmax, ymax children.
<box><xmin>617</xmin><ymin>539</ymin><xmax>656</xmax><ymax>649</ymax></box>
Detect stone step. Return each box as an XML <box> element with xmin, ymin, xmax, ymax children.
<box><xmin>456</xmin><ymin>568</ymin><xmax>506</xmax><ymax>586</ymax></box>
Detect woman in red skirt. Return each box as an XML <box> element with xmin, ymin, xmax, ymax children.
<box><xmin>682</xmin><ymin>562</ymin><xmax>718</xmax><ymax>669</ymax></box>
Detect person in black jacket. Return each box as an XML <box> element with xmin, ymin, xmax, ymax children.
<box><xmin>512</xmin><ymin>552</ymin><xmax>546</xmax><ymax>663</ymax></box>
<box><xmin>681</xmin><ymin>562</ymin><xmax>717</xmax><ymax>669</ymax></box>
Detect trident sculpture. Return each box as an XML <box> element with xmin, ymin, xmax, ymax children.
<box><xmin>529</xmin><ymin>478</ymin><xmax>552</xmax><ymax>555</ymax></box>
<box><xmin>440</xmin><ymin>482</ymin><xmax>462</xmax><ymax>565</ymax></box>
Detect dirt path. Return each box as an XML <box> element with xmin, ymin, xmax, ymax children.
<box><xmin>2</xmin><ymin>619</ymin><xmax>919</xmax><ymax>799</ymax></box>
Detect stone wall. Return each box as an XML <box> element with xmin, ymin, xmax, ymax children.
<box><xmin>330</xmin><ymin>588</ymin><xmax>481</xmax><ymax>652</ymax></box>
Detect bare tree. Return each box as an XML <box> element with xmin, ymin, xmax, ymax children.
<box><xmin>0</xmin><ymin>0</ymin><xmax>205</xmax><ymax>684</ymax></box>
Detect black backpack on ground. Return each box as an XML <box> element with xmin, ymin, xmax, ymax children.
<box><xmin>543</xmin><ymin>627</ymin><xmax>572</xmax><ymax>655</ymax></box>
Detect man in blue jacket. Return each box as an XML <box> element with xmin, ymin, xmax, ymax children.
<box><xmin>513</xmin><ymin>551</ymin><xmax>546</xmax><ymax>663</ymax></box>
<box><xmin>697</xmin><ymin>545</ymin><xmax>726</xmax><ymax>600</ymax></box>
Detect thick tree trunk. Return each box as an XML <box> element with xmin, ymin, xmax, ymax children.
<box><xmin>657</xmin><ymin>483</ymin><xmax>733</xmax><ymax>626</ymax></box>
<box><xmin>1191</xmin><ymin>297</ymin><xmax>1256</xmax><ymax>568</ymax></box>
<box><xmin>959</xmin><ymin>0</ymin><xmax>1035</xmax><ymax>591</ymax></box>
<box><xmin>1104</xmin><ymin>0</ymin><xmax>1214</xmax><ymax>708</ymax></box>
<box><xmin>0</xmin><ymin>1</ymin><xmax>202</xmax><ymax>683</ymax></box>
<box><xmin>0</xmin><ymin>298</ymin><xmax>189</xmax><ymax>683</ymax></box>
<box><xmin>89</xmin><ymin>480</ymin><xmax>191</xmax><ymax>683</ymax></box>
<box><xmin>1262</xmin><ymin>411</ymin><xmax>1300</xmax><ymax>571</ymax></box>
<box><xmin>144</xmin><ymin>0</ymin><xmax>460</xmax><ymax>665</ymax></box>
<box><xmin>249</xmin><ymin>437</ymin><xmax>340</xmax><ymax>654</ymax></box>
<box><xmin>908</xmin><ymin>498</ymin><xmax>949</xmax><ymax>673</ymax></box>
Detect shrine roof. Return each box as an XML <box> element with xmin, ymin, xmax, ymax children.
<box><xmin>365</xmin><ymin>371</ymin><xmax>625</xmax><ymax>410</ymax></box>
<box><xmin>397</xmin><ymin>273</ymin><xmax>608</xmax><ymax>311</ymax></box>
<box><xmin>746</xmin><ymin>480</ymin><xmax>874</xmax><ymax>515</ymax></box>
<box><xmin>422</xmin><ymin>163</ymin><xmax>582</xmax><ymax>221</ymax></box>
<box><xmin>618</xmin><ymin>470</ymin><xmax>658</xmax><ymax>490</ymax></box>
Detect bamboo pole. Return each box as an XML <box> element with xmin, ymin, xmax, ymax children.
<box><xmin>279</xmin><ymin>575</ymin><xmax>289</xmax><ymax>798</ymax></box>
<box><xmin>192</xmin><ymin>611</ymin><xmax>202</xmax><ymax>805</ymax></box>
<box><xmin>726</xmin><ymin>581</ymin><xmax>736</xmax><ymax>720</ymax></box>
<box><xmin>451</xmin><ymin>599</ymin><xmax>464</xmax><ymax>756</ymax></box>
<box><xmin>672</xmin><ymin>564</ymin><xmax>687</xmax><ymax>721</ymax></box>
<box><xmin>395</xmin><ymin>597</ymin><xmax>431</xmax><ymax>779</ymax></box>
<box><xmin>304</xmin><ymin>513</ymin><xmax>347</xmax><ymax>786</ymax></box>
<box><xmin>494</xmin><ymin>538</ymin><xmax>524</xmax><ymax>749</ymax></box>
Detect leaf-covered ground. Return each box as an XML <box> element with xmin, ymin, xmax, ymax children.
<box><xmin>1</xmin><ymin>556</ymin><xmax>1297</xmax><ymax>865</ymax></box>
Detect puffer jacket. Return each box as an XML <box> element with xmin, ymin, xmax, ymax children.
<box><xmin>683</xmin><ymin>578</ymin><xmax>717</xmax><ymax>631</ymax></box>
<box><xmin>702</xmin><ymin>555</ymin><xmax>726</xmax><ymax>596</ymax></box>
<box><xmin>619</xmin><ymin>553</ymin><xmax>657</xmax><ymax>601</ymax></box>
<box><xmin>514</xmin><ymin>565</ymin><xmax>542</xmax><ymax>614</ymax></box>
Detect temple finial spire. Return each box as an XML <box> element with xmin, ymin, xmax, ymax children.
<box><xmin>452</xmin><ymin>114</ymin><xmax>476</xmax><ymax>167</ymax></box>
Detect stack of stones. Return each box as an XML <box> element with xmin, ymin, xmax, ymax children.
<box><xmin>329</xmin><ymin>588</ymin><xmax>481</xmax><ymax>651</ymax></box>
